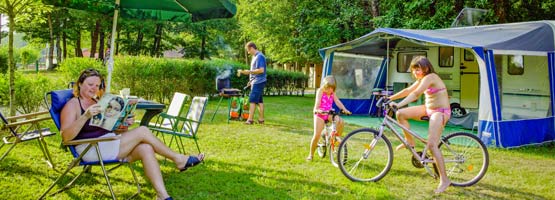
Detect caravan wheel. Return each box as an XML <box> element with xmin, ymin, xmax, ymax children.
<box><xmin>450</xmin><ymin>103</ymin><xmax>467</xmax><ymax>117</ymax></box>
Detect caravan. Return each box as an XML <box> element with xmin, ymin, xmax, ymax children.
<box><xmin>319</xmin><ymin>21</ymin><xmax>555</xmax><ymax>148</ymax></box>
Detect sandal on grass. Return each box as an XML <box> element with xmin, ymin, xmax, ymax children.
<box><xmin>245</xmin><ymin>120</ymin><xmax>254</xmax><ymax>125</ymax></box>
<box><xmin>179</xmin><ymin>154</ymin><xmax>204</xmax><ymax>172</ymax></box>
<box><xmin>258</xmin><ymin>120</ymin><xmax>264</xmax><ymax>124</ymax></box>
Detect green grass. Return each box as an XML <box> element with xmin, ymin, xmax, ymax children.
<box><xmin>1</xmin><ymin>94</ymin><xmax>554</xmax><ymax>199</ymax></box>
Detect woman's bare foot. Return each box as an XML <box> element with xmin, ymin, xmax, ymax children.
<box><xmin>434</xmin><ymin>180</ymin><xmax>451</xmax><ymax>194</ymax></box>
<box><xmin>395</xmin><ymin>143</ymin><xmax>414</xmax><ymax>151</ymax></box>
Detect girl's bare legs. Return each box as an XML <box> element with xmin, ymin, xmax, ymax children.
<box><xmin>395</xmin><ymin>105</ymin><xmax>426</xmax><ymax>150</ymax></box>
<box><xmin>257</xmin><ymin>103</ymin><xmax>264</xmax><ymax>122</ymax></box>
<box><xmin>308</xmin><ymin>117</ymin><xmax>325</xmax><ymax>160</ymax></box>
<box><xmin>335</xmin><ymin>116</ymin><xmax>345</xmax><ymax>136</ymax></box>
<box><xmin>427</xmin><ymin>112</ymin><xmax>451</xmax><ymax>193</ymax></box>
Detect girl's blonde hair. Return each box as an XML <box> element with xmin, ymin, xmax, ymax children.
<box><xmin>320</xmin><ymin>76</ymin><xmax>336</xmax><ymax>91</ymax></box>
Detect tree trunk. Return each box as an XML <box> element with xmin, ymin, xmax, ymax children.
<box><xmin>47</xmin><ymin>13</ymin><xmax>54</xmax><ymax>70</ymax></box>
<box><xmin>99</xmin><ymin>30</ymin><xmax>105</xmax><ymax>60</ymax></box>
<box><xmin>429</xmin><ymin>0</ymin><xmax>436</xmax><ymax>16</ymax></box>
<box><xmin>454</xmin><ymin>0</ymin><xmax>464</xmax><ymax>13</ymax></box>
<box><xmin>62</xmin><ymin>31</ymin><xmax>67</xmax><ymax>59</ymax></box>
<box><xmin>151</xmin><ymin>23</ymin><xmax>163</xmax><ymax>57</ymax></box>
<box><xmin>7</xmin><ymin>13</ymin><xmax>16</xmax><ymax>116</ymax></box>
<box><xmin>90</xmin><ymin>19</ymin><xmax>100</xmax><ymax>58</ymax></box>
<box><xmin>200</xmin><ymin>28</ymin><xmax>206</xmax><ymax>60</ymax></box>
<box><xmin>135</xmin><ymin>29</ymin><xmax>143</xmax><ymax>56</ymax></box>
<box><xmin>494</xmin><ymin>0</ymin><xmax>508</xmax><ymax>23</ymax></box>
<box><xmin>55</xmin><ymin>33</ymin><xmax>61</xmax><ymax>68</ymax></box>
<box><xmin>370</xmin><ymin>0</ymin><xmax>379</xmax><ymax>17</ymax></box>
<box><xmin>115</xmin><ymin>29</ymin><xmax>120</xmax><ymax>55</ymax></box>
<box><xmin>75</xmin><ymin>30</ymin><xmax>83</xmax><ymax>57</ymax></box>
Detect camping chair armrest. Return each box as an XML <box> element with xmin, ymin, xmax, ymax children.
<box><xmin>5</xmin><ymin>110</ymin><xmax>50</xmax><ymax>121</ymax></box>
<box><xmin>4</xmin><ymin>116</ymin><xmax>52</xmax><ymax>128</ymax></box>
<box><xmin>63</xmin><ymin>135</ymin><xmax>121</xmax><ymax>146</ymax></box>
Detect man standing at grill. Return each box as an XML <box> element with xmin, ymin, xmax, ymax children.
<box><xmin>239</xmin><ymin>41</ymin><xmax>267</xmax><ymax>125</ymax></box>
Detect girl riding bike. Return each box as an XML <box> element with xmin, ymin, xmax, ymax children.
<box><xmin>307</xmin><ymin>76</ymin><xmax>351</xmax><ymax>161</ymax></box>
<box><xmin>388</xmin><ymin>56</ymin><xmax>451</xmax><ymax>193</ymax></box>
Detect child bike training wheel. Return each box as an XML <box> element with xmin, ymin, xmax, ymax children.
<box><xmin>437</xmin><ymin>132</ymin><xmax>489</xmax><ymax>187</ymax></box>
<box><xmin>338</xmin><ymin>128</ymin><xmax>393</xmax><ymax>182</ymax></box>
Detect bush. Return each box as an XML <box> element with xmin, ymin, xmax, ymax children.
<box><xmin>56</xmin><ymin>57</ymin><xmax>106</xmax><ymax>85</ymax></box>
<box><xmin>0</xmin><ymin>72</ymin><xmax>63</xmax><ymax>113</ymax></box>
<box><xmin>0</xmin><ymin>47</ymin><xmax>8</xmax><ymax>74</ymax></box>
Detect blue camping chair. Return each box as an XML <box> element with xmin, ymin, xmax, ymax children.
<box><xmin>39</xmin><ymin>89</ymin><xmax>140</xmax><ymax>199</ymax></box>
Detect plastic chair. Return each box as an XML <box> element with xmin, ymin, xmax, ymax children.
<box><xmin>148</xmin><ymin>92</ymin><xmax>190</xmax><ymax>131</ymax></box>
<box><xmin>0</xmin><ymin>110</ymin><xmax>55</xmax><ymax>168</ymax></box>
<box><xmin>150</xmin><ymin>96</ymin><xmax>208</xmax><ymax>154</ymax></box>
<box><xmin>39</xmin><ymin>89</ymin><xmax>140</xmax><ymax>199</ymax></box>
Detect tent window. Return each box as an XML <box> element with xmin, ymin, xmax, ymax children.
<box><xmin>397</xmin><ymin>51</ymin><xmax>426</xmax><ymax>73</ymax></box>
<box><xmin>439</xmin><ymin>47</ymin><xmax>454</xmax><ymax>68</ymax></box>
<box><xmin>508</xmin><ymin>55</ymin><xmax>524</xmax><ymax>75</ymax></box>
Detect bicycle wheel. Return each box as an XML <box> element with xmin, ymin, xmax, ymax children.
<box><xmin>438</xmin><ymin>132</ymin><xmax>489</xmax><ymax>187</ymax></box>
<box><xmin>329</xmin><ymin>135</ymin><xmax>344</xmax><ymax>167</ymax></box>
<box><xmin>337</xmin><ymin>128</ymin><xmax>393</xmax><ymax>182</ymax></box>
<box><xmin>317</xmin><ymin>130</ymin><xmax>327</xmax><ymax>158</ymax></box>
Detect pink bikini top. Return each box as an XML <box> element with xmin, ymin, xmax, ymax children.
<box><xmin>319</xmin><ymin>92</ymin><xmax>334</xmax><ymax>111</ymax></box>
<box><xmin>426</xmin><ymin>87</ymin><xmax>446</xmax><ymax>95</ymax></box>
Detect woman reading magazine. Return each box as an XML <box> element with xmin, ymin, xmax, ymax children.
<box><xmin>60</xmin><ymin>68</ymin><xmax>203</xmax><ymax>200</ymax></box>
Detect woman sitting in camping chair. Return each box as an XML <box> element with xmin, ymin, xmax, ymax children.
<box><xmin>60</xmin><ymin>68</ymin><xmax>204</xmax><ymax>200</ymax></box>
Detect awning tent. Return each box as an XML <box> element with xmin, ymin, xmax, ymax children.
<box><xmin>319</xmin><ymin>20</ymin><xmax>555</xmax><ymax>148</ymax></box>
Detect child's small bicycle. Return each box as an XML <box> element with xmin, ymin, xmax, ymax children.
<box><xmin>316</xmin><ymin>109</ymin><xmax>349</xmax><ymax>167</ymax></box>
<box><xmin>337</xmin><ymin>97</ymin><xmax>489</xmax><ymax>187</ymax></box>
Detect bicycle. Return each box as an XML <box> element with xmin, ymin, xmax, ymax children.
<box><xmin>337</xmin><ymin>97</ymin><xmax>489</xmax><ymax>187</ymax></box>
<box><xmin>316</xmin><ymin>109</ymin><xmax>349</xmax><ymax>167</ymax></box>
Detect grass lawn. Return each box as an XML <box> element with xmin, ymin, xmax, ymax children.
<box><xmin>1</xmin><ymin>94</ymin><xmax>554</xmax><ymax>199</ymax></box>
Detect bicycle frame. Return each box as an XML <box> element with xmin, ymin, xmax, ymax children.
<box><xmin>374</xmin><ymin>113</ymin><xmax>456</xmax><ymax>177</ymax></box>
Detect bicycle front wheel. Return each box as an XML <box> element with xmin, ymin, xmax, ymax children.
<box><xmin>337</xmin><ymin>128</ymin><xmax>393</xmax><ymax>182</ymax></box>
<box><xmin>438</xmin><ymin>132</ymin><xmax>489</xmax><ymax>187</ymax></box>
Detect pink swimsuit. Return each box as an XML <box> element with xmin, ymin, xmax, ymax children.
<box><xmin>424</xmin><ymin>87</ymin><xmax>451</xmax><ymax>118</ymax></box>
<box><xmin>315</xmin><ymin>92</ymin><xmax>334</xmax><ymax>121</ymax></box>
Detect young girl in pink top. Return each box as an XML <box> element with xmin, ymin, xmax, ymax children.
<box><xmin>307</xmin><ymin>76</ymin><xmax>351</xmax><ymax>161</ymax></box>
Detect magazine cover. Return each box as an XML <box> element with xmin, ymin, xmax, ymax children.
<box><xmin>90</xmin><ymin>93</ymin><xmax>137</xmax><ymax>131</ymax></box>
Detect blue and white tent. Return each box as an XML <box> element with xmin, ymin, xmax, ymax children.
<box><xmin>319</xmin><ymin>20</ymin><xmax>555</xmax><ymax>148</ymax></box>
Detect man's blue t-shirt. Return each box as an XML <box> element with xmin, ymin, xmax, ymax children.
<box><xmin>250</xmin><ymin>51</ymin><xmax>267</xmax><ymax>84</ymax></box>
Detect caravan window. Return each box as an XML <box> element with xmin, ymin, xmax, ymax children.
<box><xmin>397</xmin><ymin>51</ymin><xmax>427</xmax><ymax>73</ymax></box>
<box><xmin>508</xmin><ymin>55</ymin><xmax>524</xmax><ymax>75</ymax></box>
<box><xmin>438</xmin><ymin>47</ymin><xmax>454</xmax><ymax>68</ymax></box>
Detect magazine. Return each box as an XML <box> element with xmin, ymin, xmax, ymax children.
<box><xmin>89</xmin><ymin>93</ymin><xmax>138</xmax><ymax>131</ymax></box>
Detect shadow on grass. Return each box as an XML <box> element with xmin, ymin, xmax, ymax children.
<box><xmin>163</xmin><ymin>160</ymin><xmax>348</xmax><ymax>199</ymax></box>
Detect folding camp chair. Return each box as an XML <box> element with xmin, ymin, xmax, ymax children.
<box><xmin>150</xmin><ymin>96</ymin><xmax>208</xmax><ymax>154</ymax></box>
<box><xmin>39</xmin><ymin>89</ymin><xmax>140</xmax><ymax>200</ymax></box>
<box><xmin>148</xmin><ymin>92</ymin><xmax>190</xmax><ymax>130</ymax></box>
<box><xmin>0</xmin><ymin>110</ymin><xmax>55</xmax><ymax>168</ymax></box>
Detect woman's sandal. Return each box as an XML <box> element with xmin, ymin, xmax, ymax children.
<box><xmin>245</xmin><ymin>120</ymin><xmax>254</xmax><ymax>125</ymax></box>
<box><xmin>179</xmin><ymin>154</ymin><xmax>204</xmax><ymax>172</ymax></box>
<box><xmin>257</xmin><ymin>120</ymin><xmax>264</xmax><ymax>124</ymax></box>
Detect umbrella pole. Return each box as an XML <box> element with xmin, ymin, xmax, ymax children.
<box><xmin>106</xmin><ymin>0</ymin><xmax>120</xmax><ymax>93</ymax></box>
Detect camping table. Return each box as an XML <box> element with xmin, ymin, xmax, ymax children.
<box><xmin>136</xmin><ymin>100</ymin><xmax>166</xmax><ymax>126</ymax></box>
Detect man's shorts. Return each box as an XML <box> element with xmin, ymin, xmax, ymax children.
<box><xmin>249</xmin><ymin>82</ymin><xmax>266</xmax><ymax>104</ymax></box>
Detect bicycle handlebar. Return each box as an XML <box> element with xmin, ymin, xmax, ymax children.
<box><xmin>376</xmin><ymin>96</ymin><xmax>398</xmax><ymax>114</ymax></box>
<box><xmin>314</xmin><ymin>109</ymin><xmax>352</xmax><ymax>116</ymax></box>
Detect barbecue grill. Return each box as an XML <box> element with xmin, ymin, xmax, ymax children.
<box><xmin>211</xmin><ymin>76</ymin><xmax>244</xmax><ymax>123</ymax></box>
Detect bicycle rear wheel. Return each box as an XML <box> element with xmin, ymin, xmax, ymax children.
<box><xmin>438</xmin><ymin>132</ymin><xmax>489</xmax><ymax>187</ymax></box>
<box><xmin>338</xmin><ymin>128</ymin><xmax>393</xmax><ymax>182</ymax></box>
<box><xmin>317</xmin><ymin>130</ymin><xmax>327</xmax><ymax>158</ymax></box>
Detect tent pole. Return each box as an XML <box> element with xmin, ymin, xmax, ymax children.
<box><xmin>106</xmin><ymin>0</ymin><xmax>120</xmax><ymax>93</ymax></box>
<box><xmin>386</xmin><ymin>38</ymin><xmax>389</xmax><ymax>96</ymax></box>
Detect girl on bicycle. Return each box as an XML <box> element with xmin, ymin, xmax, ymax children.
<box><xmin>307</xmin><ymin>76</ymin><xmax>351</xmax><ymax>161</ymax></box>
<box><xmin>388</xmin><ymin>56</ymin><xmax>451</xmax><ymax>193</ymax></box>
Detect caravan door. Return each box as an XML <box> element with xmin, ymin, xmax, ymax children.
<box><xmin>460</xmin><ymin>49</ymin><xmax>479</xmax><ymax>109</ymax></box>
